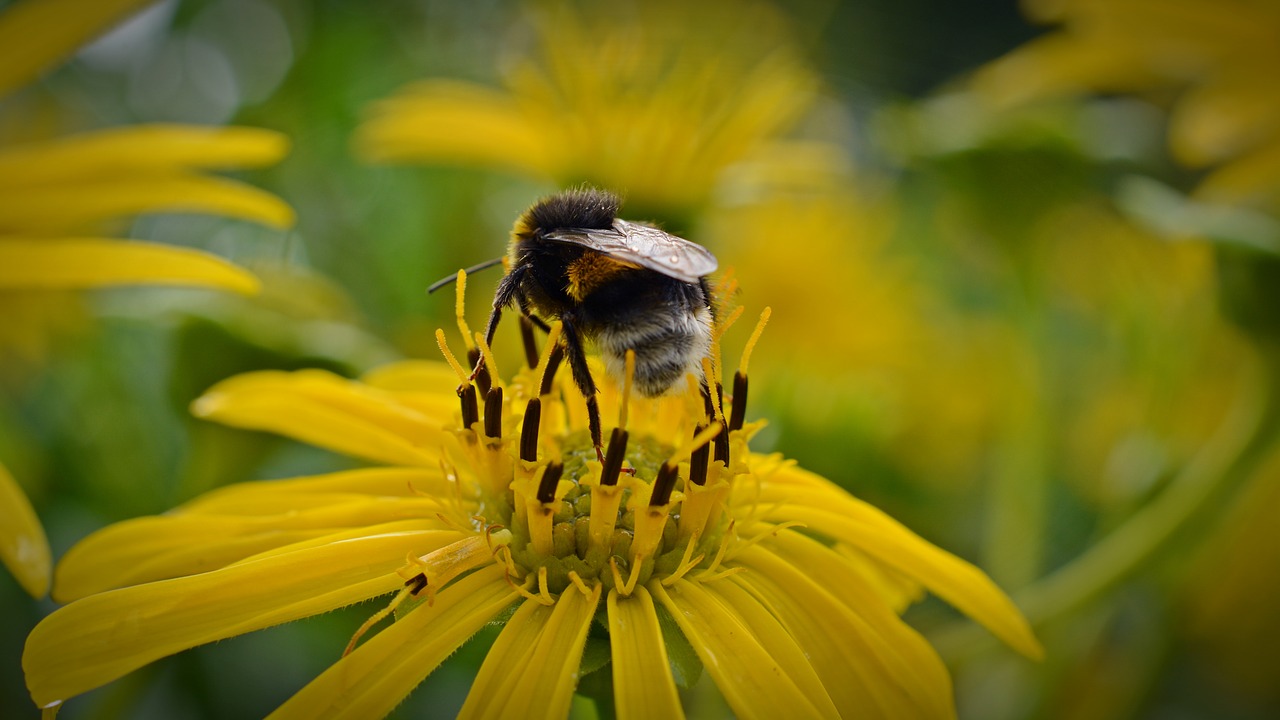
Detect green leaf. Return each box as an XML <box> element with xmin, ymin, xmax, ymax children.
<box><xmin>578</xmin><ymin>634</ymin><xmax>612</xmax><ymax>677</ymax></box>
<box><xmin>652</xmin><ymin>598</ymin><xmax>703</xmax><ymax>688</ymax></box>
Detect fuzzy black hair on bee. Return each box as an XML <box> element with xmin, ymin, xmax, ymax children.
<box><xmin>480</xmin><ymin>187</ymin><xmax>718</xmax><ymax>461</ymax></box>
<box><xmin>521</xmin><ymin>187</ymin><xmax>618</xmax><ymax>233</ymax></box>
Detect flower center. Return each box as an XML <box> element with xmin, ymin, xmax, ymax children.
<box><xmin>421</xmin><ymin>272</ymin><xmax>771</xmax><ymax>601</ymax></box>
<box><xmin>504</xmin><ymin>429</ymin><xmax>693</xmax><ymax>595</ymax></box>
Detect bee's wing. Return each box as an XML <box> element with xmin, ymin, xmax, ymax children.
<box><xmin>545</xmin><ymin>219</ymin><xmax>717</xmax><ymax>282</ymax></box>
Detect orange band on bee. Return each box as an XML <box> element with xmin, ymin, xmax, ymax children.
<box><xmin>565</xmin><ymin>253</ymin><xmax>639</xmax><ymax>301</ymax></box>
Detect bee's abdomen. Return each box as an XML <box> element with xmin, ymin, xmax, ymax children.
<box><xmin>598</xmin><ymin>304</ymin><xmax>713</xmax><ymax>396</ymax></box>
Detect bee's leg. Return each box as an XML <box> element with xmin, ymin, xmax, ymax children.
<box><xmin>518</xmin><ymin>315</ymin><xmax>540</xmax><ymax>369</ymax></box>
<box><xmin>559</xmin><ymin>316</ymin><xmax>605</xmax><ymax>464</ymax></box>
<box><xmin>482</xmin><ymin>269</ymin><xmax>521</xmax><ymax>347</ymax></box>
<box><xmin>473</xmin><ymin>269</ymin><xmax>525</xmax><ymax>382</ymax></box>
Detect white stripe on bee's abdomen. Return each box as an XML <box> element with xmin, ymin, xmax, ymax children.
<box><xmin>598</xmin><ymin>306</ymin><xmax>712</xmax><ymax>397</ymax></box>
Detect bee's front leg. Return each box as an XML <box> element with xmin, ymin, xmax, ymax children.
<box><xmin>559</xmin><ymin>316</ymin><xmax>605</xmax><ymax>462</ymax></box>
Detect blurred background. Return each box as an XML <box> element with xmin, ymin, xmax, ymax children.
<box><xmin>3</xmin><ymin>0</ymin><xmax>1279</xmax><ymax>717</ymax></box>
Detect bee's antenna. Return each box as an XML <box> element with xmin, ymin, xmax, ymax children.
<box><xmin>427</xmin><ymin>257</ymin><xmax>504</xmax><ymax>294</ymax></box>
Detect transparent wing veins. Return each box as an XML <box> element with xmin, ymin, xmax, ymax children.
<box><xmin>543</xmin><ymin>219</ymin><xmax>717</xmax><ymax>282</ymax></box>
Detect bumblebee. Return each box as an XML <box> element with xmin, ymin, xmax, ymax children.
<box><xmin>480</xmin><ymin>188</ymin><xmax>718</xmax><ymax>459</ymax></box>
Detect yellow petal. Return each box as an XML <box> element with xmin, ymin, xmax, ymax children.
<box><xmin>177</xmin><ymin>467</ymin><xmax>450</xmax><ymax>515</ymax></box>
<box><xmin>698</xmin><ymin>579</ymin><xmax>841</xmax><ymax>718</ymax></box>
<box><xmin>0</xmin><ymin>125</ymin><xmax>291</xmax><ymax>186</ymax></box>
<box><xmin>650</xmin><ymin>579</ymin><xmax>832</xmax><ymax>720</ymax></box>
<box><xmin>498</xmin><ymin>584</ymin><xmax>602</xmax><ymax>719</ymax></box>
<box><xmin>0</xmin><ymin>461</ymin><xmax>50</xmax><ymax>598</ymax></box>
<box><xmin>832</xmin><ymin>543</ymin><xmax>925</xmax><ymax>613</ymax></box>
<box><xmin>608</xmin><ymin>587</ymin><xmax>684</xmax><ymax>720</ymax></box>
<box><xmin>458</xmin><ymin>597</ymin><xmax>555</xmax><ymax>720</ymax></box>
<box><xmin>54</xmin><ymin>509</ymin><xmax>444</xmax><ymax>602</ymax></box>
<box><xmin>0</xmin><ymin>175</ymin><xmax>295</xmax><ymax>233</ymax></box>
<box><xmin>361</xmin><ymin>360</ymin><xmax>465</xmax><ymax>417</ymax></box>
<box><xmin>0</xmin><ymin>238</ymin><xmax>259</xmax><ymax>294</ymax></box>
<box><xmin>753</xmin><ymin>471</ymin><xmax>1042</xmax><ymax>659</ymax></box>
<box><xmin>269</xmin><ymin>564</ymin><xmax>516</xmax><ymax>720</ymax></box>
<box><xmin>733</xmin><ymin>537</ymin><xmax>955</xmax><ymax>719</ymax></box>
<box><xmin>0</xmin><ymin>0</ymin><xmax>155</xmax><ymax>98</ymax></box>
<box><xmin>355</xmin><ymin>79</ymin><xmax>557</xmax><ymax>178</ymax></box>
<box><xmin>190</xmin><ymin>369</ymin><xmax>449</xmax><ymax>466</ymax></box>
<box><xmin>361</xmin><ymin>359</ymin><xmax>461</xmax><ymax>391</ymax></box>
<box><xmin>25</xmin><ymin>527</ymin><xmax>462</xmax><ymax>707</ymax></box>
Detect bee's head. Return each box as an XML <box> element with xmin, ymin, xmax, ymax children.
<box><xmin>513</xmin><ymin>187</ymin><xmax>619</xmax><ymax>241</ymax></box>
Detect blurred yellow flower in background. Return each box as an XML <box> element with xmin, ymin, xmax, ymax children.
<box><xmin>23</xmin><ymin>285</ymin><xmax>1040</xmax><ymax>717</ymax></box>
<box><xmin>973</xmin><ymin>0</ymin><xmax>1280</xmax><ymax>210</ymax></box>
<box><xmin>707</xmin><ymin>190</ymin><xmax>1008</xmax><ymax>488</ymax></box>
<box><xmin>357</xmin><ymin>0</ymin><xmax>842</xmax><ymax>221</ymax></box>
<box><xmin>0</xmin><ymin>0</ymin><xmax>155</xmax><ymax>99</ymax></box>
<box><xmin>0</xmin><ymin>0</ymin><xmax>294</xmax><ymax>597</ymax></box>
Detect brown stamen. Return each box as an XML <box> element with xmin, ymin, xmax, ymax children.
<box><xmin>484</xmin><ymin>386</ymin><xmax>503</xmax><ymax>439</ymax></box>
<box><xmin>520</xmin><ymin>398</ymin><xmax>542</xmax><ymax>462</ymax></box>
<box><xmin>600</xmin><ymin>428</ymin><xmax>629</xmax><ymax>486</ymax></box>
<box><xmin>458</xmin><ymin>384</ymin><xmax>479</xmax><ymax>430</ymax></box>
<box><xmin>405</xmin><ymin>574</ymin><xmax>428</xmax><ymax>595</ymax></box>
<box><xmin>650</xmin><ymin>462</ymin><xmax>679</xmax><ymax>506</ymax></box>
<box><xmin>713</xmin><ymin>382</ymin><xmax>729</xmax><ymax>465</ymax></box>
<box><xmin>536</xmin><ymin>462</ymin><xmax>564</xmax><ymax>504</ymax></box>
<box><xmin>689</xmin><ymin>425</ymin><xmax>710</xmax><ymax>486</ymax></box>
<box><xmin>729</xmin><ymin>371</ymin><xmax>748</xmax><ymax>432</ymax></box>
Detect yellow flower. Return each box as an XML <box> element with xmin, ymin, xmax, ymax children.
<box><xmin>0</xmin><ymin>463</ymin><xmax>51</xmax><ymax>599</ymax></box>
<box><xmin>972</xmin><ymin>0</ymin><xmax>1280</xmax><ymax>210</ymax></box>
<box><xmin>708</xmin><ymin>190</ymin><xmax>1008</xmax><ymax>487</ymax></box>
<box><xmin>24</xmin><ymin>284</ymin><xmax>1041</xmax><ymax>718</ymax></box>
<box><xmin>0</xmin><ymin>0</ymin><xmax>293</xmax><ymax>597</ymax></box>
<box><xmin>356</xmin><ymin>0</ymin><xmax>840</xmax><ymax>221</ymax></box>
<box><xmin>0</xmin><ymin>0</ymin><xmax>156</xmax><ymax>98</ymax></box>
<box><xmin>0</xmin><ymin>124</ymin><xmax>293</xmax><ymax>292</ymax></box>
